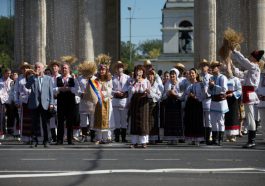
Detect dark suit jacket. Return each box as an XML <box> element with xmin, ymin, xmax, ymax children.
<box><xmin>26</xmin><ymin>75</ymin><xmax>54</xmax><ymax>110</ymax></box>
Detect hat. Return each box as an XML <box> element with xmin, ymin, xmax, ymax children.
<box><xmin>144</xmin><ymin>59</ymin><xmax>152</xmax><ymax>66</ymax></box>
<box><xmin>251</xmin><ymin>50</ymin><xmax>264</xmax><ymax>62</ymax></box>
<box><xmin>199</xmin><ymin>59</ymin><xmax>210</xmax><ymax>67</ymax></box>
<box><xmin>210</xmin><ymin>61</ymin><xmax>221</xmax><ymax>68</ymax></box>
<box><xmin>60</xmin><ymin>55</ymin><xmax>78</xmax><ymax>65</ymax></box>
<box><xmin>113</xmin><ymin>61</ymin><xmax>128</xmax><ymax>70</ymax></box>
<box><xmin>20</xmin><ymin>62</ymin><xmax>32</xmax><ymax>69</ymax></box>
<box><xmin>48</xmin><ymin>60</ymin><xmax>61</xmax><ymax>67</ymax></box>
<box><xmin>174</xmin><ymin>63</ymin><xmax>185</xmax><ymax>70</ymax></box>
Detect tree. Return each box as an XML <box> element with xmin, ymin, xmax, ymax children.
<box><xmin>0</xmin><ymin>16</ymin><xmax>14</xmax><ymax>69</ymax></box>
<box><xmin>137</xmin><ymin>39</ymin><xmax>162</xmax><ymax>58</ymax></box>
<box><xmin>120</xmin><ymin>41</ymin><xmax>140</xmax><ymax>72</ymax></box>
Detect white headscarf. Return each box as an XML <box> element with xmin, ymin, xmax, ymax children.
<box><xmin>170</xmin><ymin>68</ymin><xmax>179</xmax><ymax>81</ymax></box>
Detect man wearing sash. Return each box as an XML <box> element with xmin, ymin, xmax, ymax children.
<box><xmin>208</xmin><ymin>61</ymin><xmax>229</xmax><ymax>146</ymax></box>
<box><xmin>231</xmin><ymin>49</ymin><xmax>264</xmax><ymax>148</ymax></box>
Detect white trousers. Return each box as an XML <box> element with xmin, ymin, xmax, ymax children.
<box><xmin>113</xmin><ymin>108</ymin><xmax>128</xmax><ymax>129</ymax></box>
<box><xmin>210</xmin><ymin>112</ymin><xmax>225</xmax><ymax>132</ymax></box>
<box><xmin>203</xmin><ymin>111</ymin><xmax>211</xmax><ymax>128</ymax></box>
<box><xmin>259</xmin><ymin>108</ymin><xmax>265</xmax><ymax>129</ymax></box>
<box><xmin>131</xmin><ymin>135</ymin><xmax>149</xmax><ymax>144</ymax></box>
<box><xmin>96</xmin><ymin>130</ymin><xmax>112</xmax><ymax>141</ymax></box>
<box><xmin>245</xmin><ymin>104</ymin><xmax>256</xmax><ymax>131</ymax></box>
<box><xmin>254</xmin><ymin>105</ymin><xmax>260</xmax><ymax>121</ymax></box>
<box><xmin>80</xmin><ymin>113</ymin><xmax>89</xmax><ymax>128</ymax></box>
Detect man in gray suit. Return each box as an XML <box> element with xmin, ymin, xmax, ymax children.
<box><xmin>26</xmin><ymin>62</ymin><xmax>54</xmax><ymax>147</ymax></box>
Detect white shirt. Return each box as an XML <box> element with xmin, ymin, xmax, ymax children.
<box><xmin>232</xmin><ymin>50</ymin><xmax>260</xmax><ymax>88</ymax></box>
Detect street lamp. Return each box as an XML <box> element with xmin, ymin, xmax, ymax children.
<box><xmin>128</xmin><ymin>6</ymin><xmax>132</xmax><ymax>64</ymax></box>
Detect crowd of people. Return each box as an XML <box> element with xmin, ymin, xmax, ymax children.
<box><xmin>0</xmin><ymin>47</ymin><xmax>264</xmax><ymax>149</ymax></box>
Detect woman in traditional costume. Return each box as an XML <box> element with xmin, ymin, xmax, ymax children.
<box><xmin>161</xmin><ymin>68</ymin><xmax>184</xmax><ymax>144</ymax></box>
<box><xmin>128</xmin><ymin>65</ymin><xmax>151</xmax><ymax>148</ymax></box>
<box><xmin>183</xmin><ymin>68</ymin><xmax>205</xmax><ymax>145</ymax></box>
<box><xmin>93</xmin><ymin>54</ymin><xmax>114</xmax><ymax>144</ymax></box>
<box><xmin>147</xmin><ymin>69</ymin><xmax>163</xmax><ymax>144</ymax></box>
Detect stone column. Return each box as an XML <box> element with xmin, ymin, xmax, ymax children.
<box><xmin>105</xmin><ymin>0</ymin><xmax>120</xmax><ymax>62</ymax></box>
<box><xmin>194</xmin><ymin>0</ymin><xmax>216</xmax><ymax>67</ymax></box>
<box><xmin>23</xmin><ymin>0</ymin><xmax>46</xmax><ymax>65</ymax></box>
<box><xmin>14</xmin><ymin>0</ymin><xmax>24</xmax><ymax>68</ymax></box>
<box><xmin>249</xmin><ymin>0</ymin><xmax>265</xmax><ymax>51</ymax></box>
<box><xmin>78</xmin><ymin>0</ymin><xmax>95</xmax><ymax>62</ymax></box>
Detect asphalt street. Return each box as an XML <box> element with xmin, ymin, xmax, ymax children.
<box><xmin>0</xmin><ymin>129</ymin><xmax>265</xmax><ymax>186</ymax></box>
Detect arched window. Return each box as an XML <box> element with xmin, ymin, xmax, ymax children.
<box><xmin>178</xmin><ymin>20</ymin><xmax>193</xmax><ymax>53</ymax></box>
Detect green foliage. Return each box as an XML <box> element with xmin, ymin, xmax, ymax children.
<box><xmin>137</xmin><ymin>39</ymin><xmax>162</xmax><ymax>58</ymax></box>
<box><xmin>120</xmin><ymin>39</ymin><xmax>163</xmax><ymax>72</ymax></box>
<box><xmin>0</xmin><ymin>16</ymin><xmax>14</xmax><ymax>69</ymax></box>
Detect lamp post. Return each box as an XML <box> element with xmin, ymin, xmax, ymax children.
<box><xmin>128</xmin><ymin>6</ymin><xmax>132</xmax><ymax>64</ymax></box>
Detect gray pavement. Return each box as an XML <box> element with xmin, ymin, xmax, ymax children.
<box><xmin>0</xmin><ymin>129</ymin><xmax>265</xmax><ymax>186</ymax></box>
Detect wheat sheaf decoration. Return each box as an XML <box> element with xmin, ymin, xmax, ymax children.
<box><xmin>60</xmin><ymin>55</ymin><xmax>78</xmax><ymax>65</ymax></box>
<box><xmin>95</xmin><ymin>53</ymin><xmax>112</xmax><ymax>68</ymax></box>
<box><xmin>219</xmin><ymin>28</ymin><xmax>244</xmax><ymax>60</ymax></box>
<box><xmin>78</xmin><ymin>61</ymin><xmax>97</xmax><ymax>78</ymax></box>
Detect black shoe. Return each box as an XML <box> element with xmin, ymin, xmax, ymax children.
<box><xmin>68</xmin><ymin>142</ymin><xmax>75</xmax><ymax>145</ymax></box>
<box><xmin>56</xmin><ymin>140</ymin><xmax>63</xmax><ymax>145</ymax></box>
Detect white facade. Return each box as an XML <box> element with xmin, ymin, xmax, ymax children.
<box><xmin>154</xmin><ymin>0</ymin><xmax>194</xmax><ymax>72</ymax></box>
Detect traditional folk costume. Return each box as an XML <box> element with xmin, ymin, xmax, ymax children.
<box><xmin>55</xmin><ymin>74</ymin><xmax>80</xmax><ymax>145</ymax></box>
<box><xmin>148</xmin><ymin>77</ymin><xmax>163</xmax><ymax>142</ymax></box>
<box><xmin>77</xmin><ymin>75</ymin><xmax>89</xmax><ymax>142</ymax></box>
<box><xmin>93</xmin><ymin>78</ymin><xmax>115</xmax><ymax>143</ymax></box>
<box><xmin>257</xmin><ymin>71</ymin><xmax>265</xmax><ymax>128</ymax></box>
<box><xmin>161</xmin><ymin>69</ymin><xmax>184</xmax><ymax>142</ymax></box>
<box><xmin>232</xmin><ymin>50</ymin><xmax>263</xmax><ymax>148</ymax></box>
<box><xmin>208</xmin><ymin>63</ymin><xmax>229</xmax><ymax>145</ymax></box>
<box><xmin>112</xmin><ymin>70</ymin><xmax>130</xmax><ymax>142</ymax></box>
<box><xmin>225</xmin><ymin>75</ymin><xmax>242</xmax><ymax>141</ymax></box>
<box><xmin>14</xmin><ymin>74</ymin><xmax>32</xmax><ymax>143</ymax></box>
<box><xmin>184</xmin><ymin>81</ymin><xmax>205</xmax><ymax>144</ymax></box>
<box><xmin>0</xmin><ymin>76</ymin><xmax>14</xmax><ymax>136</ymax></box>
<box><xmin>198</xmin><ymin>59</ymin><xmax>213</xmax><ymax>144</ymax></box>
<box><xmin>49</xmin><ymin>72</ymin><xmax>61</xmax><ymax>143</ymax></box>
<box><xmin>128</xmin><ymin>78</ymin><xmax>151</xmax><ymax>146</ymax></box>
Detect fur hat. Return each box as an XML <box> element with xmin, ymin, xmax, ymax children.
<box><xmin>251</xmin><ymin>50</ymin><xmax>264</xmax><ymax>62</ymax></box>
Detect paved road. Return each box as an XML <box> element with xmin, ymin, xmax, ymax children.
<box><xmin>0</xmin><ymin>131</ymin><xmax>265</xmax><ymax>186</ymax></box>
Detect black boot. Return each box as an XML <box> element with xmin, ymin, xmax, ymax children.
<box><xmin>121</xmin><ymin>128</ymin><xmax>127</xmax><ymax>143</ymax></box>
<box><xmin>114</xmin><ymin>129</ymin><xmax>120</xmax><ymax>142</ymax></box>
<box><xmin>205</xmin><ymin>127</ymin><xmax>212</xmax><ymax>145</ymax></box>
<box><xmin>218</xmin><ymin>131</ymin><xmax>224</xmax><ymax>146</ymax></box>
<box><xmin>212</xmin><ymin>131</ymin><xmax>218</xmax><ymax>145</ymax></box>
<box><xmin>243</xmin><ymin>130</ymin><xmax>256</xmax><ymax>148</ymax></box>
<box><xmin>50</xmin><ymin>128</ymin><xmax>57</xmax><ymax>143</ymax></box>
<box><xmin>90</xmin><ymin>130</ymin><xmax>95</xmax><ymax>142</ymax></box>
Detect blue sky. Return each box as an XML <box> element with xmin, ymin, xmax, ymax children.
<box><xmin>121</xmin><ymin>0</ymin><xmax>165</xmax><ymax>45</ymax></box>
<box><xmin>0</xmin><ymin>0</ymin><xmax>165</xmax><ymax>45</ymax></box>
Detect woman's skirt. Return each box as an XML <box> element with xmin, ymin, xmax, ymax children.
<box><xmin>129</xmin><ymin>93</ymin><xmax>150</xmax><ymax>135</ymax></box>
<box><xmin>149</xmin><ymin>101</ymin><xmax>159</xmax><ymax>140</ymax></box>
<box><xmin>161</xmin><ymin>97</ymin><xmax>184</xmax><ymax>140</ymax></box>
<box><xmin>184</xmin><ymin>97</ymin><xmax>204</xmax><ymax>141</ymax></box>
<box><xmin>225</xmin><ymin>96</ymin><xmax>240</xmax><ymax>136</ymax></box>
